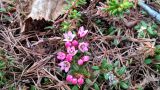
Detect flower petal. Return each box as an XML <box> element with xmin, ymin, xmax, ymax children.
<box><xmin>65</xmin><ymin>67</ymin><xmax>69</xmax><ymax>72</ymax></box>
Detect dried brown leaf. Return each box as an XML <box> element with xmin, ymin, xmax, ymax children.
<box><xmin>28</xmin><ymin>0</ymin><xmax>67</xmax><ymax>20</ymax></box>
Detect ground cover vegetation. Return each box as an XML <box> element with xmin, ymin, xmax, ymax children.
<box><xmin>0</xmin><ymin>0</ymin><xmax>160</xmax><ymax>90</ymax></box>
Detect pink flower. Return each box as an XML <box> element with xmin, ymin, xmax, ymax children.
<box><xmin>78</xmin><ymin>26</ymin><xmax>88</xmax><ymax>38</ymax></box>
<box><xmin>77</xmin><ymin>77</ymin><xmax>84</xmax><ymax>85</ymax></box>
<box><xmin>58</xmin><ymin>61</ymin><xmax>70</xmax><ymax>72</ymax></box>
<box><xmin>63</xmin><ymin>31</ymin><xmax>76</xmax><ymax>42</ymax></box>
<box><xmin>65</xmin><ymin>54</ymin><xmax>73</xmax><ymax>62</ymax></box>
<box><xmin>67</xmin><ymin>46</ymin><xmax>78</xmax><ymax>55</ymax></box>
<box><xmin>57</xmin><ymin>52</ymin><xmax>66</xmax><ymax>60</ymax></box>
<box><xmin>66</xmin><ymin>75</ymin><xmax>73</xmax><ymax>82</ymax></box>
<box><xmin>72</xmin><ymin>78</ymin><xmax>78</xmax><ymax>85</ymax></box>
<box><xmin>78</xmin><ymin>42</ymin><xmax>89</xmax><ymax>52</ymax></box>
<box><xmin>82</xmin><ymin>56</ymin><xmax>90</xmax><ymax>62</ymax></box>
<box><xmin>72</xmin><ymin>40</ymin><xmax>78</xmax><ymax>46</ymax></box>
<box><xmin>65</xmin><ymin>41</ymin><xmax>72</xmax><ymax>48</ymax></box>
<box><xmin>78</xmin><ymin>59</ymin><xmax>84</xmax><ymax>65</ymax></box>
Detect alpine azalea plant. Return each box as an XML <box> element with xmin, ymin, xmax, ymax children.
<box><xmin>56</xmin><ymin>26</ymin><xmax>89</xmax><ymax>85</ymax></box>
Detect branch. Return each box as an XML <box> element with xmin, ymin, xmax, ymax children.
<box><xmin>138</xmin><ymin>0</ymin><xmax>160</xmax><ymax>22</ymax></box>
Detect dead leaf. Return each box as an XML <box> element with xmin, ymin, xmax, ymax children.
<box><xmin>143</xmin><ymin>42</ymin><xmax>155</xmax><ymax>56</ymax></box>
<box><xmin>1</xmin><ymin>0</ymin><xmax>14</xmax><ymax>4</ymax></box>
<box><xmin>22</xmin><ymin>0</ymin><xmax>67</xmax><ymax>33</ymax></box>
<box><xmin>28</xmin><ymin>0</ymin><xmax>67</xmax><ymax>20</ymax></box>
<box><xmin>137</xmin><ymin>42</ymin><xmax>155</xmax><ymax>57</ymax></box>
<box><xmin>123</xmin><ymin>18</ymin><xmax>139</xmax><ymax>28</ymax></box>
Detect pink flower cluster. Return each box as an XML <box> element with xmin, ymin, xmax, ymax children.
<box><xmin>56</xmin><ymin>26</ymin><xmax>89</xmax><ymax>85</ymax></box>
<box><xmin>78</xmin><ymin>56</ymin><xmax>90</xmax><ymax>65</ymax></box>
<box><xmin>66</xmin><ymin>75</ymin><xmax>84</xmax><ymax>85</ymax></box>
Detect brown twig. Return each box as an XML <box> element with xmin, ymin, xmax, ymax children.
<box><xmin>93</xmin><ymin>35</ymin><xmax>156</xmax><ymax>43</ymax></box>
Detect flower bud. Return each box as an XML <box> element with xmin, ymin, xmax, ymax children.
<box><xmin>57</xmin><ymin>52</ymin><xmax>66</xmax><ymax>60</ymax></box>
<box><xmin>72</xmin><ymin>78</ymin><xmax>77</xmax><ymax>85</ymax></box>
<box><xmin>77</xmin><ymin>77</ymin><xmax>84</xmax><ymax>85</ymax></box>
<box><xmin>78</xmin><ymin>59</ymin><xmax>84</xmax><ymax>65</ymax></box>
<box><xmin>65</xmin><ymin>41</ymin><xmax>72</xmax><ymax>48</ymax></box>
<box><xmin>72</xmin><ymin>40</ymin><xmax>78</xmax><ymax>46</ymax></box>
<box><xmin>82</xmin><ymin>56</ymin><xmax>90</xmax><ymax>62</ymax></box>
<box><xmin>65</xmin><ymin>54</ymin><xmax>73</xmax><ymax>62</ymax></box>
<box><xmin>66</xmin><ymin>75</ymin><xmax>73</xmax><ymax>82</ymax></box>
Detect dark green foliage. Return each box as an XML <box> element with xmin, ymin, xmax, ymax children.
<box><xmin>119</xmin><ymin>81</ymin><xmax>129</xmax><ymax>89</ymax></box>
<box><xmin>94</xmin><ymin>83</ymin><xmax>100</xmax><ymax>90</ymax></box>
<box><xmin>92</xmin><ymin>66</ymin><xmax>100</xmax><ymax>70</ymax></box>
<box><xmin>0</xmin><ymin>49</ymin><xmax>14</xmax><ymax>87</ymax></box>
<box><xmin>61</xmin><ymin>21</ymin><xmax>71</xmax><ymax>32</ymax></box>
<box><xmin>134</xmin><ymin>21</ymin><xmax>158</xmax><ymax>38</ymax></box>
<box><xmin>155</xmin><ymin>45</ymin><xmax>160</xmax><ymax>55</ymax></box>
<box><xmin>116</xmin><ymin>66</ymin><xmax>126</xmax><ymax>76</ymax></box>
<box><xmin>154</xmin><ymin>55</ymin><xmax>160</xmax><ymax>61</ymax></box>
<box><xmin>144</xmin><ymin>58</ymin><xmax>152</xmax><ymax>64</ymax></box>
<box><xmin>72</xmin><ymin>85</ymin><xmax>79</xmax><ymax>90</ymax></box>
<box><xmin>85</xmin><ymin>78</ymin><xmax>92</xmax><ymax>85</ymax></box>
<box><xmin>69</xmin><ymin>10</ymin><xmax>82</xmax><ymax>20</ymax></box>
<box><xmin>65</xmin><ymin>0</ymin><xmax>86</xmax><ymax>10</ymax></box>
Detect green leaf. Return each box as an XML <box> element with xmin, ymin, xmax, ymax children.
<box><xmin>72</xmin><ymin>64</ymin><xmax>79</xmax><ymax>71</ymax></box>
<box><xmin>113</xmin><ymin>61</ymin><xmax>119</xmax><ymax>67</ymax></box>
<box><xmin>0</xmin><ymin>61</ymin><xmax>5</xmax><ymax>70</ymax></box>
<box><xmin>69</xmin><ymin>9</ymin><xmax>81</xmax><ymax>19</ymax></box>
<box><xmin>83</xmin><ymin>85</ymin><xmax>89</xmax><ymax>90</ymax></box>
<box><xmin>147</xmin><ymin>27</ymin><xmax>154</xmax><ymax>35</ymax></box>
<box><xmin>120</xmin><ymin>81</ymin><xmax>129</xmax><ymax>89</ymax></box>
<box><xmin>44</xmin><ymin>26</ymin><xmax>54</xmax><ymax>29</ymax></box>
<box><xmin>107</xmin><ymin>64</ymin><xmax>113</xmax><ymax>71</ymax></box>
<box><xmin>156</xmin><ymin>45</ymin><xmax>160</xmax><ymax>49</ymax></box>
<box><xmin>155</xmin><ymin>45</ymin><xmax>160</xmax><ymax>54</ymax></box>
<box><xmin>94</xmin><ymin>83</ymin><xmax>100</xmax><ymax>90</ymax></box>
<box><xmin>117</xmin><ymin>66</ymin><xmax>126</xmax><ymax>75</ymax></box>
<box><xmin>140</xmin><ymin>10</ymin><xmax>147</xmax><ymax>15</ymax></box>
<box><xmin>144</xmin><ymin>58</ymin><xmax>152</xmax><ymax>64</ymax></box>
<box><xmin>72</xmin><ymin>86</ymin><xmax>79</xmax><ymax>90</ymax></box>
<box><xmin>137</xmin><ymin>86</ymin><xmax>143</xmax><ymax>90</ymax></box>
<box><xmin>0</xmin><ymin>72</ymin><xmax>5</xmax><ymax>77</ymax></box>
<box><xmin>79</xmin><ymin>67</ymin><xmax>90</xmax><ymax>77</ymax></box>
<box><xmin>109</xmin><ymin>1</ymin><xmax>117</xmax><ymax>6</ymax></box>
<box><xmin>113</xmin><ymin>39</ymin><xmax>119</xmax><ymax>46</ymax></box>
<box><xmin>141</xmin><ymin>21</ymin><xmax>147</xmax><ymax>28</ymax></box>
<box><xmin>85</xmin><ymin>79</ymin><xmax>92</xmax><ymax>85</ymax></box>
<box><xmin>152</xmin><ymin>23</ymin><xmax>158</xmax><ymax>29</ymax></box>
<box><xmin>107</xmin><ymin>0</ymin><xmax>133</xmax><ymax>16</ymax></box>
<box><xmin>134</xmin><ymin>24</ymin><xmax>140</xmax><ymax>30</ymax></box>
<box><xmin>101</xmin><ymin>58</ymin><xmax>108</xmax><ymax>68</ymax></box>
<box><xmin>112</xmin><ymin>9</ymin><xmax>118</xmax><ymax>15</ymax></box>
<box><xmin>30</xmin><ymin>85</ymin><xmax>37</xmax><ymax>90</ymax></box>
<box><xmin>9</xmin><ymin>85</ymin><xmax>16</xmax><ymax>90</ymax></box>
<box><xmin>84</xmin><ymin>52</ymin><xmax>92</xmax><ymax>55</ymax></box>
<box><xmin>43</xmin><ymin>77</ymin><xmax>50</xmax><ymax>84</ymax></box>
<box><xmin>93</xmin><ymin>70</ymin><xmax>100</xmax><ymax>77</ymax></box>
<box><xmin>60</xmin><ymin>21</ymin><xmax>70</xmax><ymax>32</ymax></box>
<box><xmin>104</xmin><ymin>73</ymin><xmax>110</xmax><ymax>80</ymax></box>
<box><xmin>0</xmin><ymin>8</ymin><xmax>7</xmax><ymax>12</ymax></box>
<box><xmin>138</xmin><ymin>30</ymin><xmax>145</xmax><ymax>38</ymax></box>
<box><xmin>0</xmin><ymin>49</ymin><xmax>5</xmax><ymax>55</ymax></box>
<box><xmin>101</xmin><ymin>58</ymin><xmax>113</xmax><ymax>71</ymax></box>
<box><xmin>92</xmin><ymin>66</ymin><xmax>100</xmax><ymax>70</ymax></box>
<box><xmin>154</xmin><ymin>55</ymin><xmax>160</xmax><ymax>61</ymax></box>
<box><xmin>76</xmin><ymin>0</ymin><xmax>86</xmax><ymax>7</ymax></box>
